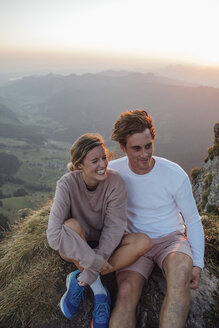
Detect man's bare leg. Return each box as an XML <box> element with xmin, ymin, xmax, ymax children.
<box><xmin>109</xmin><ymin>271</ymin><xmax>145</xmax><ymax>328</ymax></box>
<box><xmin>160</xmin><ymin>252</ymin><xmax>193</xmax><ymax>328</ymax></box>
<box><xmin>102</xmin><ymin>233</ymin><xmax>152</xmax><ymax>275</ymax></box>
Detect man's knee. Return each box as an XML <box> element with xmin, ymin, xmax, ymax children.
<box><xmin>164</xmin><ymin>253</ymin><xmax>193</xmax><ymax>292</ymax></box>
<box><xmin>116</xmin><ymin>272</ymin><xmax>145</xmax><ymax>310</ymax></box>
<box><xmin>118</xmin><ymin>279</ymin><xmax>134</xmax><ymax>300</ymax></box>
<box><xmin>116</xmin><ymin>280</ymin><xmax>137</xmax><ymax>312</ymax></box>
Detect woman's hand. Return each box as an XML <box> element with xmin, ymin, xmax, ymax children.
<box><xmin>99</xmin><ymin>260</ymin><xmax>113</xmax><ymax>273</ymax></box>
<box><xmin>78</xmin><ymin>281</ymin><xmax>88</xmax><ymax>286</ymax></box>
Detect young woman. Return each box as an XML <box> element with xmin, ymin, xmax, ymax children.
<box><xmin>47</xmin><ymin>133</ymin><xmax>151</xmax><ymax>328</ymax></box>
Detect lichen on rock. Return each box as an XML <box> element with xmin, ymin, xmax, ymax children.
<box><xmin>192</xmin><ymin>123</ymin><xmax>219</xmax><ymax>214</ymax></box>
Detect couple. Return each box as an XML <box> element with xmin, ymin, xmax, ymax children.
<box><xmin>47</xmin><ymin>109</ymin><xmax>204</xmax><ymax>328</ymax></box>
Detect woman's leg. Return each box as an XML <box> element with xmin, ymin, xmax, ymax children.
<box><xmin>59</xmin><ymin>218</ymin><xmax>85</xmax><ymax>271</ymax></box>
<box><xmin>58</xmin><ymin>219</ymin><xmax>106</xmax><ymax>290</ymax></box>
<box><xmin>101</xmin><ymin>233</ymin><xmax>152</xmax><ymax>275</ymax></box>
<box><xmin>58</xmin><ymin>218</ymin><xmax>110</xmax><ymax>327</ymax></box>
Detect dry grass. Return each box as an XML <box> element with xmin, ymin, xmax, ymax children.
<box><xmin>0</xmin><ymin>204</ymin><xmax>218</xmax><ymax>328</ymax></box>
<box><xmin>0</xmin><ymin>203</ymin><xmax>73</xmax><ymax>328</ymax></box>
<box><xmin>202</xmin><ymin>215</ymin><xmax>219</xmax><ymax>274</ymax></box>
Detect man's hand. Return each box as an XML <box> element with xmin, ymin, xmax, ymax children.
<box><xmin>190</xmin><ymin>266</ymin><xmax>202</xmax><ymax>289</ymax></box>
<box><xmin>99</xmin><ymin>260</ymin><xmax>113</xmax><ymax>274</ymax></box>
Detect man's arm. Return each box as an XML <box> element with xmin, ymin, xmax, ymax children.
<box><xmin>175</xmin><ymin>177</ymin><xmax>205</xmax><ymax>288</ymax></box>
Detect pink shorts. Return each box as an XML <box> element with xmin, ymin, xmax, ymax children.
<box><xmin>118</xmin><ymin>231</ymin><xmax>193</xmax><ymax>280</ymax></box>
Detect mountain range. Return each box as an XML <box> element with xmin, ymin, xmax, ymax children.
<box><xmin>0</xmin><ymin>70</ymin><xmax>218</xmax><ymax>173</ymax></box>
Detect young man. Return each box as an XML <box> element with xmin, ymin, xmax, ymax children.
<box><xmin>107</xmin><ymin>110</ymin><xmax>204</xmax><ymax>328</ymax></box>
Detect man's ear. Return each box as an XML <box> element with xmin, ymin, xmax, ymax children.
<box><xmin>120</xmin><ymin>143</ymin><xmax>126</xmax><ymax>153</ymax></box>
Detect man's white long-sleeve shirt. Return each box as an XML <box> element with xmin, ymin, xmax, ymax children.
<box><xmin>108</xmin><ymin>156</ymin><xmax>204</xmax><ymax>268</ymax></box>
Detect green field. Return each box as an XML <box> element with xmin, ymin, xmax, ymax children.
<box><xmin>0</xmin><ymin>137</ymin><xmax>71</xmax><ymax>226</ymax></box>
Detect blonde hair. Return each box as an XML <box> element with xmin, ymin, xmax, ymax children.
<box><xmin>67</xmin><ymin>133</ymin><xmax>105</xmax><ymax>171</ymax></box>
<box><xmin>111</xmin><ymin>109</ymin><xmax>156</xmax><ymax>146</ymax></box>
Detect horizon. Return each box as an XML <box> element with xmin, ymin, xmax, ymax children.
<box><xmin>1</xmin><ymin>0</ymin><xmax>219</xmax><ymax>75</ymax></box>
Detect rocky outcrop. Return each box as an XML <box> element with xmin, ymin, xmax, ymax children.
<box><xmin>1</xmin><ymin>125</ymin><xmax>218</xmax><ymax>328</ymax></box>
<box><xmin>33</xmin><ymin>265</ymin><xmax>217</xmax><ymax>328</ymax></box>
<box><xmin>191</xmin><ymin>123</ymin><xmax>219</xmax><ymax>213</ymax></box>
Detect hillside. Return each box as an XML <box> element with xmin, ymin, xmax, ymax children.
<box><xmin>0</xmin><ymin>212</ymin><xmax>218</xmax><ymax>327</ymax></box>
<box><xmin>0</xmin><ymin>103</ymin><xmax>20</xmax><ymax>124</ymax></box>
<box><xmin>0</xmin><ymin>72</ymin><xmax>218</xmax><ymax>173</ymax></box>
<box><xmin>0</xmin><ymin>124</ymin><xmax>218</xmax><ymax>328</ymax></box>
<box><xmin>0</xmin><ymin>71</ymin><xmax>218</xmax><ymax>228</ymax></box>
<box><xmin>191</xmin><ymin>123</ymin><xmax>219</xmax><ymax>214</ymax></box>
<box><xmin>0</xmin><ymin>209</ymin><xmax>218</xmax><ymax>328</ymax></box>
<box><xmin>156</xmin><ymin>64</ymin><xmax>219</xmax><ymax>88</ymax></box>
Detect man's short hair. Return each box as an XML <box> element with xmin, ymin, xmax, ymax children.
<box><xmin>111</xmin><ymin>109</ymin><xmax>156</xmax><ymax>146</ymax></box>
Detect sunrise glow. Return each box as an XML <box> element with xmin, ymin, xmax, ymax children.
<box><xmin>0</xmin><ymin>0</ymin><xmax>219</xmax><ymax>70</ymax></box>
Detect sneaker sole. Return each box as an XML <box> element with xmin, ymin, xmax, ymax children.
<box><xmin>59</xmin><ymin>272</ymin><xmax>74</xmax><ymax>318</ymax></box>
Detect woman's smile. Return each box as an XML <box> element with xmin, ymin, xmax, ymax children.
<box><xmin>79</xmin><ymin>145</ymin><xmax>108</xmax><ymax>187</ymax></box>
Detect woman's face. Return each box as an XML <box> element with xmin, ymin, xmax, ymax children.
<box><xmin>79</xmin><ymin>145</ymin><xmax>108</xmax><ymax>188</ymax></box>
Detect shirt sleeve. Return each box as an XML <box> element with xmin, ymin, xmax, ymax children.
<box><xmin>174</xmin><ymin>176</ymin><xmax>205</xmax><ymax>269</ymax></box>
<box><xmin>94</xmin><ymin>174</ymin><xmax>127</xmax><ymax>260</ymax></box>
<box><xmin>46</xmin><ymin>178</ymin><xmax>105</xmax><ymax>280</ymax></box>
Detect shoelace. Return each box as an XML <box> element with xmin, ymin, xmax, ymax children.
<box><xmin>93</xmin><ymin>302</ymin><xmax>110</xmax><ymax>322</ymax></box>
<box><xmin>71</xmin><ymin>285</ymin><xmax>86</xmax><ymax>304</ymax></box>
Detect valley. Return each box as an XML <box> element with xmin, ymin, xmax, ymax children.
<box><xmin>0</xmin><ymin>70</ymin><xmax>218</xmax><ymax>231</ymax></box>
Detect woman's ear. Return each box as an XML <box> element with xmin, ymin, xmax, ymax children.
<box><xmin>76</xmin><ymin>163</ymin><xmax>82</xmax><ymax>171</ymax></box>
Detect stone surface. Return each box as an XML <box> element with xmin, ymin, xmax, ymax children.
<box><xmin>214</xmin><ymin>123</ymin><xmax>219</xmax><ymax>144</ymax></box>
<box><xmin>38</xmin><ymin>266</ymin><xmax>218</xmax><ymax>328</ymax></box>
<box><xmin>192</xmin><ymin>123</ymin><xmax>219</xmax><ymax>212</ymax></box>
<box><xmin>36</xmin><ymin>123</ymin><xmax>219</xmax><ymax>328</ymax></box>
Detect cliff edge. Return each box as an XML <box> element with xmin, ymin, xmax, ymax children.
<box><xmin>191</xmin><ymin>123</ymin><xmax>219</xmax><ymax>214</ymax></box>
<box><xmin>0</xmin><ymin>125</ymin><xmax>218</xmax><ymax>328</ymax></box>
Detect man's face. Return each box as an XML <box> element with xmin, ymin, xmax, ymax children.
<box><xmin>121</xmin><ymin>128</ymin><xmax>154</xmax><ymax>175</ymax></box>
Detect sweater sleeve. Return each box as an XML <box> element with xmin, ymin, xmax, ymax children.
<box><xmin>174</xmin><ymin>176</ymin><xmax>205</xmax><ymax>269</ymax></box>
<box><xmin>46</xmin><ymin>178</ymin><xmax>105</xmax><ymax>275</ymax></box>
<box><xmin>94</xmin><ymin>173</ymin><xmax>127</xmax><ymax>260</ymax></box>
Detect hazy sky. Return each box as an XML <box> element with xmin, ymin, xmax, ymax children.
<box><xmin>1</xmin><ymin>0</ymin><xmax>219</xmax><ymax>73</ymax></box>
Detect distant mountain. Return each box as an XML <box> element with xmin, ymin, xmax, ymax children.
<box><xmin>0</xmin><ymin>71</ymin><xmax>197</xmax><ymax>103</ymax></box>
<box><xmin>155</xmin><ymin>64</ymin><xmax>219</xmax><ymax>88</ymax></box>
<box><xmin>1</xmin><ymin>72</ymin><xmax>219</xmax><ymax>173</ymax></box>
<box><xmin>0</xmin><ymin>102</ymin><xmax>47</xmax><ymax>144</ymax></box>
<box><xmin>0</xmin><ymin>103</ymin><xmax>20</xmax><ymax>124</ymax></box>
<box><xmin>99</xmin><ymin>71</ymin><xmax>197</xmax><ymax>87</ymax></box>
<box><xmin>0</xmin><ymin>73</ymin><xmax>70</xmax><ymax>102</ymax></box>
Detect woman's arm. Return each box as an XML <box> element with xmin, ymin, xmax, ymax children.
<box><xmin>94</xmin><ymin>173</ymin><xmax>127</xmax><ymax>260</ymax></box>
<box><xmin>47</xmin><ymin>177</ymin><xmax>105</xmax><ymax>276</ymax></box>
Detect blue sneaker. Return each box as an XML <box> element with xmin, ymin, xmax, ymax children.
<box><xmin>59</xmin><ymin>270</ymin><xmax>87</xmax><ymax>319</ymax></box>
<box><xmin>92</xmin><ymin>287</ymin><xmax>110</xmax><ymax>328</ymax></box>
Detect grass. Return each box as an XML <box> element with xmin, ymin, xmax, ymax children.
<box><xmin>0</xmin><ymin>204</ymin><xmax>70</xmax><ymax>328</ymax></box>
<box><xmin>0</xmin><ymin>137</ymin><xmax>70</xmax><ymax>224</ymax></box>
<box><xmin>0</xmin><ymin>193</ymin><xmax>52</xmax><ymax>224</ymax></box>
<box><xmin>0</xmin><ymin>205</ymin><xmax>218</xmax><ymax>328</ymax></box>
<box><xmin>202</xmin><ymin>215</ymin><xmax>219</xmax><ymax>273</ymax></box>
<box><xmin>191</xmin><ymin>167</ymin><xmax>201</xmax><ymax>182</ymax></box>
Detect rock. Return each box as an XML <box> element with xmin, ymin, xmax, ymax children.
<box><xmin>137</xmin><ymin>266</ymin><xmax>218</xmax><ymax>328</ymax></box>
<box><xmin>38</xmin><ymin>265</ymin><xmax>218</xmax><ymax>328</ymax></box>
<box><xmin>214</xmin><ymin>123</ymin><xmax>219</xmax><ymax>144</ymax></box>
<box><xmin>192</xmin><ymin>123</ymin><xmax>219</xmax><ymax>213</ymax></box>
